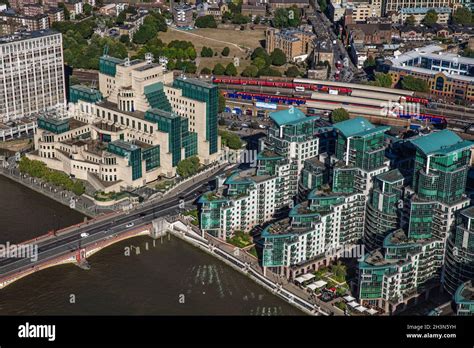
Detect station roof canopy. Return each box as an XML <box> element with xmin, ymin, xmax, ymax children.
<box><xmin>343</xmin><ymin>295</ymin><xmax>355</xmax><ymax>302</ymax></box>
<box><xmin>410</xmin><ymin>130</ymin><xmax>473</xmax><ymax>156</ymax></box>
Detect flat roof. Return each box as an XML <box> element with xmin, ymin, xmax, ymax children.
<box><xmin>376</xmin><ymin>169</ymin><xmax>404</xmax><ymax>183</ymax></box>
<box><xmin>0</xmin><ymin>29</ymin><xmax>60</xmax><ymax>44</ymax></box>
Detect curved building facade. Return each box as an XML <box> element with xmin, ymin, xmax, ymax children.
<box><xmin>444</xmin><ymin>206</ymin><xmax>474</xmax><ymax>295</ymax></box>
<box><xmin>364</xmin><ymin>169</ymin><xmax>404</xmax><ymax>251</ymax></box>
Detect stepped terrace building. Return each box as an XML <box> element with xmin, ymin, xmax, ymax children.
<box><xmin>331</xmin><ymin>117</ymin><xmax>391</xmax><ymax>197</ymax></box>
<box><xmin>199</xmin><ymin>107</ymin><xmax>323</xmax><ymax>240</ymax></box>
<box><xmin>198</xmin><ymin>168</ymin><xmax>287</xmax><ymax>240</ymax></box>
<box><xmin>358</xmin><ymin>130</ymin><xmax>473</xmax><ymax>313</ymax></box>
<box><xmin>444</xmin><ymin>206</ymin><xmax>474</xmax><ymax>295</ymax></box>
<box><xmin>262</xmin><ymin>185</ymin><xmax>366</xmax><ymax>278</ymax></box>
<box><xmin>364</xmin><ymin>169</ymin><xmax>404</xmax><ymax>251</ymax></box>
<box><xmin>27</xmin><ymin>54</ymin><xmax>221</xmax><ymax>192</ymax></box>
<box><xmin>261</xmin><ymin>117</ymin><xmax>392</xmax><ymax>278</ymax></box>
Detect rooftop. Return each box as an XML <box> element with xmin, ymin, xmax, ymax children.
<box><xmin>376</xmin><ymin>169</ymin><xmax>404</xmax><ymax>184</ymax></box>
<box><xmin>174</xmin><ymin>77</ymin><xmax>215</xmax><ymax>89</ymax></box>
<box><xmin>269</xmin><ymin>107</ymin><xmax>318</xmax><ymax>127</ymax></box>
<box><xmin>0</xmin><ymin>29</ymin><xmax>59</xmax><ymax>44</ymax></box>
<box><xmin>461</xmin><ymin>206</ymin><xmax>474</xmax><ymax>220</ymax></box>
<box><xmin>455</xmin><ymin>281</ymin><xmax>474</xmax><ymax>304</ymax></box>
<box><xmin>333</xmin><ymin>117</ymin><xmax>389</xmax><ymax>138</ymax></box>
<box><xmin>410</xmin><ymin>130</ymin><xmax>473</xmax><ymax>156</ymax></box>
<box><xmin>399</xmin><ymin>7</ymin><xmax>452</xmax><ymax>14</ymax></box>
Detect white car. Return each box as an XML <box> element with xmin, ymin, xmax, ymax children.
<box><xmin>126</xmin><ymin>222</ymin><xmax>134</xmax><ymax>228</ymax></box>
<box><xmin>80</xmin><ymin>232</ymin><xmax>89</xmax><ymax>238</ymax></box>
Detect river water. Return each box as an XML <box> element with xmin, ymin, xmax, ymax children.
<box><xmin>0</xmin><ymin>175</ymin><xmax>301</xmax><ymax>315</ymax></box>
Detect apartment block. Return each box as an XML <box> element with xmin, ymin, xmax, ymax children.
<box><xmin>265</xmin><ymin>27</ymin><xmax>316</xmax><ymax>61</ymax></box>
<box><xmin>358</xmin><ymin>130</ymin><xmax>473</xmax><ymax>313</ymax></box>
<box><xmin>0</xmin><ymin>30</ymin><xmax>66</xmax><ymax>123</ymax></box>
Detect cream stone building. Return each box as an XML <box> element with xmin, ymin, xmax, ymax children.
<box><xmin>27</xmin><ymin>54</ymin><xmax>221</xmax><ymax>192</ymax></box>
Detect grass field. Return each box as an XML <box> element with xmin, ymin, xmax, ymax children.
<box><xmin>158</xmin><ymin>27</ymin><xmax>265</xmax><ymax>72</ymax></box>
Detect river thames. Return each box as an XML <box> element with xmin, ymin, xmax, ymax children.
<box><xmin>0</xmin><ymin>175</ymin><xmax>302</xmax><ymax>315</ymax></box>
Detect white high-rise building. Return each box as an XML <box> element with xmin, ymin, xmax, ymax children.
<box><xmin>0</xmin><ymin>29</ymin><xmax>66</xmax><ymax>123</ymax></box>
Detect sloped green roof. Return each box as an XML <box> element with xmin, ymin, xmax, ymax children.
<box><xmin>269</xmin><ymin>107</ymin><xmax>311</xmax><ymax>126</ymax></box>
<box><xmin>333</xmin><ymin>117</ymin><xmax>389</xmax><ymax>138</ymax></box>
<box><xmin>410</xmin><ymin>130</ymin><xmax>472</xmax><ymax>155</ymax></box>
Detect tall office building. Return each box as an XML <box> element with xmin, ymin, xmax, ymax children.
<box><xmin>0</xmin><ymin>30</ymin><xmax>66</xmax><ymax>123</ymax></box>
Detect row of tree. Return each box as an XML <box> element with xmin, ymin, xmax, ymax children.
<box><xmin>176</xmin><ymin>156</ymin><xmax>201</xmax><ymax>178</ymax></box>
<box><xmin>368</xmin><ymin>72</ymin><xmax>429</xmax><ymax>93</ymax></box>
<box><xmin>19</xmin><ymin>157</ymin><xmax>85</xmax><ymax>196</ymax></box>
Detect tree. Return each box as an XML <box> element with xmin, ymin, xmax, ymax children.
<box><xmin>213</xmin><ymin>63</ymin><xmax>226</xmax><ymax>75</ymax></box>
<box><xmin>119</xmin><ymin>34</ymin><xmax>130</xmax><ymax>44</ymax></box>
<box><xmin>218</xmin><ymin>93</ymin><xmax>226</xmax><ymax>113</ymax></box>
<box><xmin>452</xmin><ymin>7</ymin><xmax>473</xmax><ymax>25</ymax></box>
<box><xmin>241</xmin><ymin>65</ymin><xmax>259</xmax><ymax>77</ymax></box>
<box><xmin>251</xmin><ymin>47</ymin><xmax>272</xmax><ymax>66</ymax></box>
<box><xmin>405</xmin><ymin>15</ymin><xmax>416</xmax><ymax>26</ymax></box>
<box><xmin>219</xmin><ymin>130</ymin><xmax>243</xmax><ymax>149</ymax></box>
<box><xmin>83</xmin><ymin>3</ymin><xmax>93</xmax><ymax>16</ymax></box>
<box><xmin>401</xmin><ymin>75</ymin><xmax>429</xmax><ymax>92</ymax></box>
<box><xmin>332</xmin><ymin>108</ymin><xmax>350</xmax><ymax>123</ymax></box>
<box><xmin>200</xmin><ymin>46</ymin><xmax>213</xmax><ymax>57</ymax></box>
<box><xmin>285</xmin><ymin>66</ymin><xmax>300</xmax><ymax>77</ymax></box>
<box><xmin>363</xmin><ymin>56</ymin><xmax>376</xmax><ymax>68</ymax></box>
<box><xmin>422</xmin><ymin>9</ymin><xmax>438</xmax><ymax>27</ymax></box>
<box><xmin>270</xmin><ymin>48</ymin><xmax>286</xmax><ymax>66</ymax></box>
<box><xmin>273</xmin><ymin>7</ymin><xmax>301</xmax><ymax>28</ymax></box>
<box><xmin>254</xmin><ymin>15</ymin><xmax>261</xmax><ymax>24</ymax></box>
<box><xmin>58</xmin><ymin>3</ymin><xmax>71</xmax><ymax>20</ymax></box>
<box><xmin>231</xmin><ymin>13</ymin><xmax>249</xmax><ymax>24</ymax></box>
<box><xmin>176</xmin><ymin>156</ymin><xmax>200</xmax><ymax>178</ymax></box>
<box><xmin>369</xmin><ymin>72</ymin><xmax>392</xmax><ymax>88</ymax></box>
<box><xmin>225</xmin><ymin>62</ymin><xmax>238</xmax><ymax>76</ymax></box>
<box><xmin>258</xmin><ymin>66</ymin><xmax>281</xmax><ymax>77</ymax></box>
<box><xmin>132</xmin><ymin>11</ymin><xmax>167</xmax><ymax>44</ymax></box>
<box><xmin>222</xmin><ymin>46</ymin><xmax>230</xmax><ymax>57</ymax></box>
<box><xmin>252</xmin><ymin>56</ymin><xmax>267</xmax><ymax>70</ymax></box>
<box><xmin>195</xmin><ymin>15</ymin><xmax>217</xmax><ymax>28</ymax></box>
<box><xmin>200</xmin><ymin>67</ymin><xmax>212</xmax><ymax>75</ymax></box>
<box><xmin>318</xmin><ymin>0</ymin><xmax>327</xmax><ymax>13</ymax></box>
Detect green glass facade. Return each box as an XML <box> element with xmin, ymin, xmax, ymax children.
<box><xmin>69</xmin><ymin>85</ymin><xmax>102</xmax><ymax>104</ymax></box>
<box><xmin>107</xmin><ymin>140</ymin><xmax>142</xmax><ymax>180</ymax></box>
<box><xmin>37</xmin><ymin>117</ymin><xmax>70</xmax><ymax>134</ymax></box>
<box><xmin>444</xmin><ymin>207</ymin><xmax>474</xmax><ymax>295</ymax></box>
<box><xmin>99</xmin><ymin>56</ymin><xmax>123</xmax><ymax>77</ymax></box>
<box><xmin>142</xmin><ymin>145</ymin><xmax>161</xmax><ymax>171</ymax></box>
<box><xmin>173</xmin><ymin>78</ymin><xmax>218</xmax><ymax>155</ymax></box>
<box><xmin>364</xmin><ymin>169</ymin><xmax>404</xmax><ymax>250</ymax></box>
<box><xmin>144</xmin><ymin>82</ymin><xmax>172</xmax><ymax>111</ymax></box>
<box><xmin>145</xmin><ymin>109</ymin><xmax>198</xmax><ymax>167</ymax></box>
<box><xmin>333</xmin><ymin>118</ymin><xmax>389</xmax><ymax>171</ymax></box>
<box><xmin>332</xmin><ymin>167</ymin><xmax>356</xmax><ymax>193</ymax></box>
